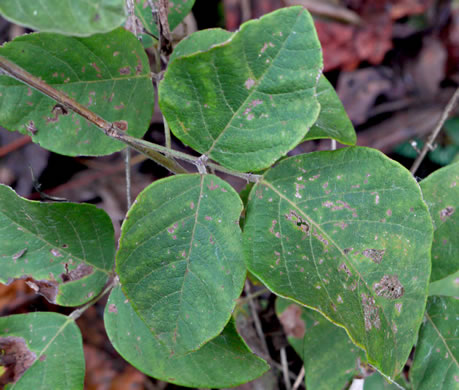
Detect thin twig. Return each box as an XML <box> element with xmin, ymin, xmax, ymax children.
<box><xmin>236</xmin><ymin>287</ymin><xmax>270</xmax><ymax>305</ymax></box>
<box><xmin>157</xmin><ymin>0</ymin><xmax>173</xmax><ymax>55</ymax></box>
<box><xmin>280</xmin><ymin>347</ymin><xmax>292</xmax><ymax>390</ymax></box>
<box><xmin>292</xmin><ymin>366</ymin><xmax>305</xmax><ymax>390</ymax></box>
<box><xmin>125</xmin><ymin>0</ymin><xmax>140</xmax><ymax>37</ymax></box>
<box><xmin>244</xmin><ymin>280</ymin><xmax>270</xmax><ymax>356</ymax></box>
<box><xmin>0</xmin><ymin>56</ymin><xmax>261</xmax><ymax>182</ymax></box>
<box><xmin>410</xmin><ymin>87</ymin><xmax>459</xmax><ymax>175</ymax></box>
<box><xmin>69</xmin><ymin>277</ymin><xmax>117</xmax><ymax>321</ymax></box>
<box><xmin>125</xmin><ymin>148</ymin><xmax>132</xmax><ymax>209</ymax></box>
<box><xmin>163</xmin><ymin>115</ymin><xmax>171</xmax><ymax>149</ymax></box>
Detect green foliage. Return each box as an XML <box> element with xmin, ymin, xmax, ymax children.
<box><xmin>105</xmin><ymin>286</ymin><xmax>269</xmax><ymax>388</ymax></box>
<box><xmin>0</xmin><ymin>184</ymin><xmax>114</xmax><ymax>306</ymax></box>
<box><xmin>410</xmin><ymin>296</ymin><xmax>458</xmax><ymax>389</ymax></box>
<box><xmin>429</xmin><ymin>270</ymin><xmax>459</xmax><ymax>297</ymax></box>
<box><xmin>0</xmin><ymin>312</ymin><xmax>84</xmax><ymax>389</ymax></box>
<box><xmin>244</xmin><ymin>147</ymin><xmax>432</xmax><ymax>377</ymax></box>
<box><xmin>420</xmin><ymin>161</ymin><xmax>458</xmax><ymax>282</ymax></box>
<box><xmin>135</xmin><ymin>0</ymin><xmax>196</xmax><ymax>37</ymax></box>
<box><xmin>159</xmin><ymin>7</ymin><xmax>323</xmax><ymax>172</ymax></box>
<box><xmin>116</xmin><ymin>174</ymin><xmax>246</xmax><ymax>355</ymax></box>
<box><xmin>276</xmin><ymin>297</ymin><xmax>366</xmax><ymax>389</ymax></box>
<box><xmin>0</xmin><ymin>29</ymin><xmax>154</xmax><ymax>156</ymax></box>
<box><xmin>0</xmin><ymin>3</ymin><xmax>455</xmax><ymax>389</ymax></box>
<box><xmin>0</xmin><ymin>0</ymin><xmax>126</xmax><ymax>37</ymax></box>
<box><xmin>304</xmin><ymin>75</ymin><xmax>356</xmax><ymax>145</ymax></box>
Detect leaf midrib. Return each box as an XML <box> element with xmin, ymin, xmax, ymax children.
<box><xmin>261</xmin><ymin>179</ymin><xmax>396</xmax><ymax>354</ymax></box>
<box><xmin>204</xmin><ymin>9</ymin><xmax>317</xmax><ymax>156</ymax></box>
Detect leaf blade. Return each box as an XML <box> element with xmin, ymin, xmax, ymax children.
<box><xmin>159</xmin><ymin>6</ymin><xmax>323</xmax><ymax>172</ymax></box>
<box><xmin>0</xmin><ymin>0</ymin><xmax>126</xmax><ymax>36</ymax></box>
<box><xmin>116</xmin><ymin>174</ymin><xmax>246</xmax><ymax>355</ymax></box>
<box><xmin>304</xmin><ymin>75</ymin><xmax>356</xmax><ymax>145</ymax></box>
<box><xmin>420</xmin><ymin>161</ymin><xmax>459</xmax><ymax>282</ymax></box>
<box><xmin>0</xmin><ymin>312</ymin><xmax>84</xmax><ymax>390</ymax></box>
<box><xmin>0</xmin><ymin>29</ymin><xmax>154</xmax><ymax>156</ymax></box>
<box><xmin>243</xmin><ymin>147</ymin><xmax>433</xmax><ymax>377</ymax></box>
<box><xmin>0</xmin><ymin>184</ymin><xmax>114</xmax><ymax>306</ymax></box>
<box><xmin>276</xmin><ymin>297</ymin><xmax>365</xmax><ymax>389</ymax></box>
<box><xmin>410</xmin><ymin>296</ymin><xmax>459</xmax><ymax>389</ymax></box>
<box><xmin>104</xmin><ymin>286</ymin><xmax>269</xmax><ymax>388</ymax></box>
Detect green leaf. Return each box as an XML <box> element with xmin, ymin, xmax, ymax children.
<box><xmin>420</xmin><ymin>162</ymin><xmax>459</xmax><ymax>282</ymax></box>
<box><xmin>444</xmin><ymin>117</ymin><xmax>459</xmax><ymax>145</ymax></box>
<box><xmin>135</xmin><ymin>0</ymin><xmax>196</xmax><ymax>37</ymax></box>
<box><xmin>169</xmin><ymin>28</ymin><xmax>233</xmax><ymax>63</ymax></box>
<box><xmin>304</xmin><ymin>75</ymin><xmax>356</xmax><ymax>145</ymax></box>
<box><xmin>276</xmin><ymin>297</ymin><xmax>365</xmax><ymax>389</ymax></box>
<box><xmin>429</xmin><ymin>270</ymin><xmax>459</xmax><ymax>297</ymax></box>
<box><xmin>364</xmin><ymin>373</ymin><xmax>411</xmax><ymax>389</ymax></box>
<box><xmin>0</xmin><ymin>312</ymin><xmax>84</xmax><ymax>389</ymax></box>
<box><xmin>0</xmin><ymin>184</ymin><xmax>114</xmax><ymax>306</ymax></box>
<box><xmin>0</xmin><ymin>29</ymin><xmax>154</xmax><ymax>156</ymax></box>
<box><xmin>243</xmin><ymin>147</ymin><xmax>433</xmax><ymax>378</ymax></box>
<box><xmin>159</xmin><ymin>6</ymin><xmax>323</xmax><ymax>172</ymax></box>
<box><xmin>105</xmin><ymin>286</ymin><xmax>268</xmax><ymax>387</ymax></box>
<box><xmin>410</xmin><ymin>296</ymin><xmax>458</xmax><ymax>389</ymax></box>
<box><xmin>116</xmin><ymin>174</ymin><xmax>246</xmax><ymax>355</ymax></box>
<box><xmin>0</xmin><ymin>0</ymin><xmax>125</xmax><ymax>37</ymax></box>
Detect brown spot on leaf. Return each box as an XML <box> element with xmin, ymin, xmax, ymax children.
<box><xmin>25</xmin><ymin>120</ymin><xmax>37</xmax><ymax>136</ymax></box>
<box><xmin>114</xmin><ymin>103</ymin><xmax>125</xmax><ymax>110</ymax></box>
<box><xmin>39</xmin><ymin>354</ymin><xmax>46</xmax><ymax>361</ymax></box>
<box><xmin>440</xmin><ymin>206</ymin><xmax>454</xmax><ymax>221</ymax></box>
<box><xmin>50</xmin><ymin>248</ymin><xmax>63</xmax><ymax>257</ymax></box>
<box><xmin>279</xmin><ymin>304</ymin><xmax>305</xmax><ymax>338</ymax></box>
<box><xmin>284</xmin><ymin>210</ymin><xmax>310</xmax><ymax>235</ymax></box>
<box><xmin>373</xmin><ymin>275</ymin><xmax>404</xmax><ymax>299</ymax></box>
<box><xmin>25</xmin><ymin>278</ymin><xmax>59</xmax><ymax>303</ymax></box>
<box><xmin>46</xmin><ymin>104</ymin><xmax>69</xmax><ymax>124</ymax></box>
<box><xmin>12</xmin><ymin>249</ymin><xmax>27</xmax><ymax>261</ymax></box>
<box><xmin>119</xmin><ymin>66</ymin><xmax>131</xmax><ymax>75</ymax></box>
<box><xmin>245</xmin><ymin>78</ymin><xmax>255</xmax><ymax>89</ymax></box>
<box><xmin>361</xmin><ymin>293</ymin><xmax>380</xmax><ymax>331</ymax></box>
<box><xmin>362</xmin><ymin>249</ymin><xmax>385</xmax><ymax>264</ymax></box>
<box><xmin>108</xmin><ymin>304</ymin><xmax>118</xmax><ymax>314</ymax></box>
<box><xmin>207</xmin><ymin>180</ymin><xmax>219</xmax><ymax>190</ymax></box>
<box><xmin>0</xmin><ymin>336</ymin><xmax>36</xmax><ymax>387</ymax></box>
<box><xmin>167</xmin><ymin>223</ymin><xmax>178</xmax><ymax>234</ymax></box>
<box><xmin>338</xmin><ymin>263</ymin><xmax>352</xmax><ymax>280</ymax></box>
<box><xmin>60</xmin><ymin>263</ymin><xmax>93</xmax><ymax>283</ymax></box>
<box><xmin>90</xmin><ymin>62</ymin><xmax>102</xmax><ymax>77</ymax></box>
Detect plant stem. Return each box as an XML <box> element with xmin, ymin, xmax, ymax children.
<box><xmin>69</xmin><ymin>277</ymin><xmax>117</xmax><ymax>321</ymax></box>
<box><xmin>237</xmin><ymin>287</ymin><xmax>270</xmax><ymax>304</ymax></box>
<box><xmin>163</xmin><ymin>114</ymin><xmax>171</xmax><ymax>148</ymax></box>
<box><xmin>0</xmin><ymin>56</ymin><xmax>261</xmax><ymax>182</ymax></box>
<box><xmin>410</xmin><ymin>87</ymin><xmax>459</xmax><ymax>175</ymax></box>
<box><xmin>292</xmin><ymin>366</ymin><xmax>305</xmax><ymax>390</ymax></box>
<box><xmin>281</xmin><ymin>347</ymin><xmax>292</xmax><ymax>390</ymax></box>
<box><xmin>125</xmin><ymin>148</ymin><xmax>132</xmax><ymax>209</ymax></box>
